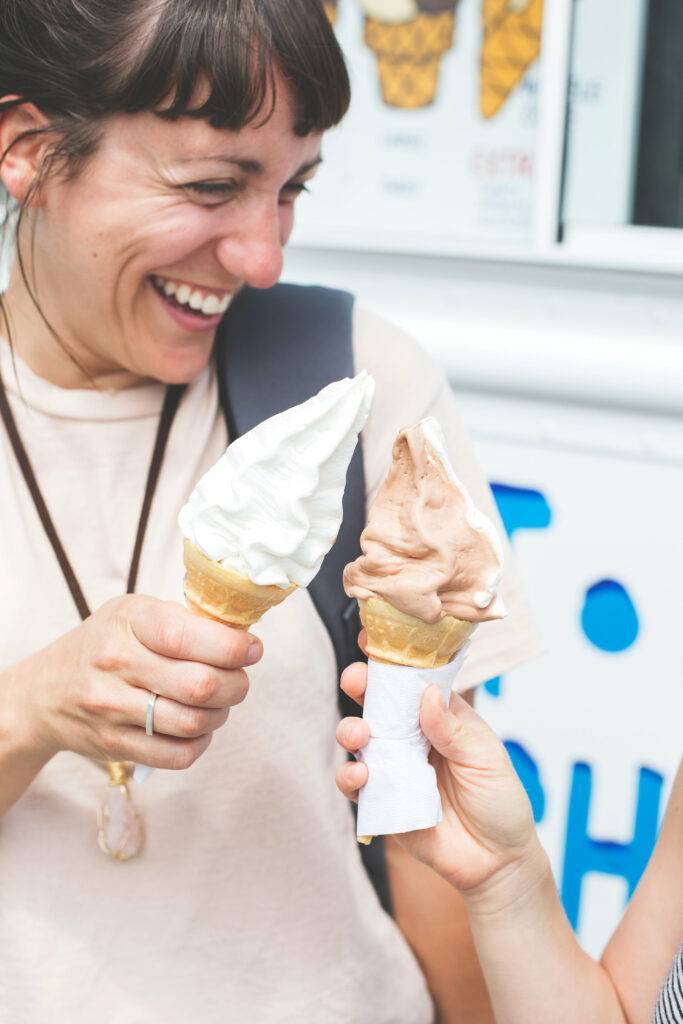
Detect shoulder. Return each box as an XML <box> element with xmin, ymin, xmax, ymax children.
<box><xmin>352</xmin><ymin>305</ymin><xmax>444</xmax><ymax>412</ymax></box>
<box><xmin>352</xmin><ymin>305</ymin><xmax>448</xmax><ymax>496</ymax></box>
<box><xmin>352</xmin><ymin>304</ymin><xmax>493</xmax><ymax>508</ymax></box>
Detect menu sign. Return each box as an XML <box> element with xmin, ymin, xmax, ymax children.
<box><xmin>293</xmin><ymin>0</ymin><xmax>544</xmax><ymax>252</ymax></box>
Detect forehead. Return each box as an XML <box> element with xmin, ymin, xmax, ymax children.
<box><xmin>103</xmin><ymin>77</ymin><xmax>321</xmax><ymax>174</ymax></box>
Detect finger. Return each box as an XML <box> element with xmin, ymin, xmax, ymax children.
<box><xmin>420</xmin><ymin>686</ymin><xmax>500</xmax><ymax>766</ymax></box>
<box><xmin>335</xmin><ymin>760</ymin><xmax>368</xmax><ymax>802</ymax></box>
<box><xmin>121</xmin><ymin>648</ymin><xmax>250</xmax><ymax>709</ymax></box>
<box><xmin>130</xmin><ymin>598</ymin><xmax>263</xmax><ymax>670</ymax></box>
<box><xmin>107</xmin><ymin>728</ymin><xmax>213</xmax><ymax>772</ymax></box>
<box><xmin>335</xmin><ymin>716</ymin><xmax>370</xmax><ymax>754</ymax></box>
<box><xmin>357</xmin><ymin>629</ymin><xmax>368</xmax><ymax>655</ymax></box>
<box><xmin>340</xmin><ymin>662</ymin><xmax>368</xmax><ymax>708</ymax></box>
<box><xmin>113</xmin><ymin>685</ymin><xmax>231</xmax><ymax>739</ymax></box>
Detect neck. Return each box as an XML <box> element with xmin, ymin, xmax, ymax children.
<box><xmin>2</xmin><ymin>274</ymin><xmax>143</xmax><ymax>391</ymax></box>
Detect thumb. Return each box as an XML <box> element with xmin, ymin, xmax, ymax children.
<box><xmin>420</xmin><ymin>686</ymin><xmax>496</xmax><ymax>767</ymax></box>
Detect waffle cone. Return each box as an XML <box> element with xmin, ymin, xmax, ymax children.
<box><xmin>323</xmin><ymin>1</ymin><xmax>337</xmax><ymax>25</ymax></box>
<box><xmin>182</xmin><ymin>539</ymin><xmax>295</xmax><ymax>629</ymax></box>
<box><xmin>480</xmin><ymin>0</ymin><xmax>543</xmax><ymax>119</ymax></box>
<box><xmin>364</xmin><ymin>11</ymin><xmax>455</xmax><ymax>109</ymax></box>
<box><xmin>359</xmin><ymin>596</ymin><xmax>474</xmax><ymax>669</ymax></box>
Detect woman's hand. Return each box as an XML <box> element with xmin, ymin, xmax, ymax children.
<box><xmin>336</xmin><ymin>661</ymin><xmax>541</xmax><ymax>899</ymax></box>
<box><xmin>12</xmin><ymin>594</ymin><xmax>262</xmax><ymax>770</ymax></box>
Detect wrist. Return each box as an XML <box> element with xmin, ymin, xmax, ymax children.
<box><xmin>462</xmin><ymin>838</ymin><xmax>552</xmax><ymax>921</ymax></box>
<box><xmin>2</xmin><ymin>656</ymin><xmax>60</xmax><ymax>765</ymax></box>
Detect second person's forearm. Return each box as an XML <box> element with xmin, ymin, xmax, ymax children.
<box><xmin>464</xmin><ymin>845</ymin><xmax>627</xmax><ymax>1024</ymax></box>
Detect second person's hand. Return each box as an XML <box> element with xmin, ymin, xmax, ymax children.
<box><xmin>336</xmin><ymin>661</ymin><xmax>545</xmax><ymax>900</ymax></box>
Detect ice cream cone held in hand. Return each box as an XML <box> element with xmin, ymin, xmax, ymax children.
<box><xmin>345</xmin><ymin>416</ymin><xmax>506</xmax><ymax>660</ymax></box>
<box><xmin>182</xmin><ymin>539</ymin><xmax>295</xmax><ymax>629</ymax></box>
<box><xmin>344</xmin><ymin>417</ymin><xmax>506</xmax><ymax>841</ymax></box>
<box><xmin>179</xmin><ymin>372</ymin><xmax>375</xmax><ymax>627</ymax></box>
<box><xmin>359</xmin><ymin>596</ymin><xmax>474</xmax><ymax>669</ymax></box>
<box><xmin>480</xmin><ymin>0</ymin><xmax>544</xmax><ymax>119</ymax></box>
<box><xmin>361</xmin><ymin>0</ymin><xmax>460</xmax><ymax>109</ymax></box>
<box><xmin>130</xmin><ymin>373</ymin><xmax>374</xmax><ymax>784</ymax></box>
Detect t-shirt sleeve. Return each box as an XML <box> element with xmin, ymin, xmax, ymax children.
<box><xmin>353</xmin><ymin>305</ymin><xmax>544</xmax><ymax>690</ymax></box>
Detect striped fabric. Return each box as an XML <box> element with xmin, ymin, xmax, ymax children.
<box><xmin>653</xmin><ymin>946</ymin><xmax>683</xmax><ymax>1024</ymax></box>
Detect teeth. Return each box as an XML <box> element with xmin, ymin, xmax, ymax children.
<box><xmin>155</xmin><ymin>276</ymin><xmax>231</xmax><ymax>316</ymax></box>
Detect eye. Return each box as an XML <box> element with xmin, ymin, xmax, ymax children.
<box><xmin>183</xmin><ymin>181</ymin><xmax>239</xmax><ymax>204</ymax></box>
<box><xmin>279</xmin><ymin>182</ymin><xmax>310</xmax><ymax>205</ymax></box>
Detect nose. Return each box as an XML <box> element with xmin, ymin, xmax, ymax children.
<box><xmin>215</xmin><ymin>203</ymin><xmax>284</xmax><ymax>291</ymax></box>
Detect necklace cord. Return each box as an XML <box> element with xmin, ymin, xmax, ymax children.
<box><xmin>126</xmin><ymin>383</ymin><xmax>185</xmax><ymax>596</ymax></box>
<box><xmin>0</xmin><ymin>365</ymin><xmax>186</xmax><ymax>620</ymax></box>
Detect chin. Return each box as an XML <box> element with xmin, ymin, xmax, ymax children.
<box><xmin>146</xmin><ymin>341</ymin><xmax>215</xmax><ymax>386</ymax></box>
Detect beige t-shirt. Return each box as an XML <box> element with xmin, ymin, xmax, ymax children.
<box><xmin>0</xmin><ymin>307</ymin><xmax>540</xmax><ymax>1024</ymax></box>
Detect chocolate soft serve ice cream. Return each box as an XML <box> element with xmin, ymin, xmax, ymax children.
<box><xmin>344</xmin><ymin>416</ymin><xmax>505</xmax><ymax>627</ymax></box>
<box><xmin>344</xmin><ymin>417</ymin><xmax>505</xmax><ymax>670</ymax></box>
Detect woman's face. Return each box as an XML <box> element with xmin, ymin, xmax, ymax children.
<box><xmin>14</xmin><ymin>79</ymin><xmax>323</xmax><ymax>385</ymax></box>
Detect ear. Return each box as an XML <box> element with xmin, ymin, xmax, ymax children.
<box><xmin>0</xmin><ymin>99</ymin><xmax>52</xmax><ymax>206</ymax></box>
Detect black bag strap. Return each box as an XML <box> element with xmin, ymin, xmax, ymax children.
<box><xmin>215</xmin><ymin>283</ymin><xmax>392</xmax><ymax>915</ymax></box>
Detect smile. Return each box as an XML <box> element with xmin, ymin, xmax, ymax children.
<box><xmin>151</xmin><ymin>275</ymin><xmax>233</xmax><ymax>318</ymax></box>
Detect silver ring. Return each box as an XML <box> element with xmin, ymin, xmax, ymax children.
<box><xmin>145</xmin><ymin>692</ymin><xmax>158</xmax><ymax>737</ymax></box>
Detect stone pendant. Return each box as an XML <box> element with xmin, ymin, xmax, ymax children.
<box><xmin>97</xmin><ymin>762</ymin><xmax>144</xmax><ymax>861</ymax></box>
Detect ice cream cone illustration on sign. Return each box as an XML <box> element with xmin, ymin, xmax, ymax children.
<box><xmin>344</xmin><ymin>418</ymin><xmax>506</xmax><ymax>841</ymax></box>
<box><xmin>480</xmin><ymin>0</ymin><xmax>544</xmax><ymax>118</ymax></box>
<box><xmin>362</xmin><ymin>0</ymin><xmax>459</xmax><ymax>109</ymax></box>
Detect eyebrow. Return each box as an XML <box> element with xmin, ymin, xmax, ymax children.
<box><xmin>179</xmin><ymin>155</ymin><xmax>323</xmax><ymax>177</ymax></box>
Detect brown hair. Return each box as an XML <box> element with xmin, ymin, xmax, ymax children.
<box><xmin>0</xmin><ymin>0</ymin><xmax>349</xmax><ymax>357</ymax></box>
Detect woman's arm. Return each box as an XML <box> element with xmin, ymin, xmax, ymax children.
<box><xmin>389</xmin><ymin>686</ymin><xmax>495</xmax><ymax>1023</ymax></box>
<box><xmin>601</xmin><ymin>761</ymin><xmax>683</xmax><ymax>1022</ymax></box>
<box><xmin>466</xmin><ymin>762</ymin><xmax>683</xmax><ymax>1024</ymax></box>
<box><xmin>0</xmin><ymin>656</ymin><xmax>54</xmax><ymax>815</ymax></box>
<box><xmin>463</xmin><ymin>841</ymin><xmax>627</xmax><ymax>1024</ymax></box>
<box><xmin>337</xmin><ymin>663</ymin><xmax>680</xmax><ymax>1024</ymax></box>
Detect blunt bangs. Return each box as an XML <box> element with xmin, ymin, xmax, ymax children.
<box><xmin>111</xmin><ymin>0</ymin><xmax>351</xmax><ymax>136</ymax></box>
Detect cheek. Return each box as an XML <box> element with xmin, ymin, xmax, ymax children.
<box><xmin>52</xmin><ymin>190</ymin><xmax>218</xmax><ymax>278</ymax></box>
<box><xmin>134</xmin><ymin>207</ymin><xmax>220</xmax><ymax>272</ymax></box>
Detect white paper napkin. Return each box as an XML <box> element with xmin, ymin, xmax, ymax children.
<box><xmin>356</xmin><ymin>644</ymin><xmax>470</xmax><ymax>838</ymax></box>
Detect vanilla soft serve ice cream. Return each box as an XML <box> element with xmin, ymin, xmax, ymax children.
<box><xmin>179</xmin><ymin>372</ymin><xmax>375</xmax><ymax>589</ymax></box>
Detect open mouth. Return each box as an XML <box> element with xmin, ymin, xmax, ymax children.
<box><xmin>150</xmin><ymin>275</ymin><xmax>232</xmax><ymax>322</ymax></box>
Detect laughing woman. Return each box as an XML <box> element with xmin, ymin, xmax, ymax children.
<box><xmin>0</xmin><ymin>2</ymin><xmax>540</xmax><ymax>1021</ymax></box>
